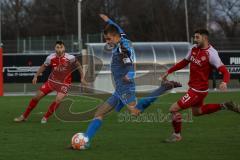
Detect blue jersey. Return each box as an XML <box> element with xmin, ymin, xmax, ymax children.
<box><xmin>107</xmin><ymin>19</ymin><xmax>135</xmax><ymax>92</ymax></box>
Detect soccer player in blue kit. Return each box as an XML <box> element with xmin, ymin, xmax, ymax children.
<box><xmin>80</xmin><ymin>14</ymin><xmax>181</xmax><ymax>148</ymax></box>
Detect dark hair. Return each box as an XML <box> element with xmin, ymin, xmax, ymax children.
<box><xmin>103</xmin><ymin>24</ymin><xmax>120</xmax><ymax>36</ymax></box>
<box><xmin>194</xmin><ymin>29</ymin><xmax>209</xmax><ymax>36</ymax></box>
<box><xmin>55</xmin><ymin>41</ymin><xmax>65</xmax><ymax>46</ymax></box>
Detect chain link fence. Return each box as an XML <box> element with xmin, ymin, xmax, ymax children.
<box><xmin>2</xmin><ymin>33</ymin><xmax>104</xmax><ymax>53</ymax></box>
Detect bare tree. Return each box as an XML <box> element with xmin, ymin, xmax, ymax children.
<box><xmin>2</xmin><ymin>0</ymin><xmax>29</xmax><ymax>38</ymax></box>
<box><xmin>1</xmin><ymin>0</ymin><xmax>208</xmax><ymax>42</ymax></box>
<box><xmin>213</xmin><ymin>0</ymin><xmax>240</xmax><ymax>37</ymax></box>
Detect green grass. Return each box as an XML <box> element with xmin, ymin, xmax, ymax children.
<box><xmin>1</xmin><ymin>92</ymin><xmax>240</xmax><ymax>160</ymax></box>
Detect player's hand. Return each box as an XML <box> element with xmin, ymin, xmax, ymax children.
<box><xmin>81</xmin><ymin>78</ymin><xmax>89</xmax><ymax>86</ymax></box>
<box><xmin>219</xmin><ymin>82</ymin><xmax>227</xmax><ymax>92</ymax></box>
<box><xmin>161</xmin><ymin>72</ymin><xmax>169</xmax><ymax>81</ymax></box>
<box><xmin>99</xmin><ymin>14</ymin><xmax>109</xmax><ymax>22</ymax></box>
<box><xmin>122</xmin><ymin>75</ymin><xmax>131</xmax><ymax>83</ymax></box>
<box><xmin>32</xmin><ymin>76</ymin><xmax>38</xmax><ymax>85</ymax></box>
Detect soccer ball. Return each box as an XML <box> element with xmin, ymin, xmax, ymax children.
<box><xmin>71</xmin><ymin>133</ymin><xmax>89</xmax><ymax>150</ymax></box>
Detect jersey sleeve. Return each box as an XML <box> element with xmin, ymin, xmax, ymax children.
<box><xmin>120</xmin><ymin>38</ymin><xmax>135</xmax><ymax>78</ymax></box>
<box><xmin>185</xmin><ymin>45</ymin><xmax>197</xmax><ymax>60</ymax></box>
<box><xmin>120</xmin><ymin>37</ymin><xmax>134</xmax><ymax>58</ymax></box>
<box><xmin>69</xmin><ymin>55</ymin><xmax>76</xmax><ymax>64</ymax></box>
<box><xmin>185</xmin><ymin>49</ymin><xmax>192</xmax><ymax>61</ymax></box>
<box><xmin>107</xmin><ymin>19</ymin><xmax>125</xmax><ymax>35</ymax></box>
<box><xmin>209</xmin><ymin>50</ymin><xmax>224</xmax><ymax>69</ymax></box>
<box><xmin>44</xmin><ymin>55</ymin><xmax>52</xmax><ymax>66</ymax></box>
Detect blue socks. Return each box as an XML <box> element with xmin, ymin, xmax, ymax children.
<box><xmin>136</xmin><ymin>85</ymin><xmax>167</xmax><ymax>112</ymax></box>
<box><xmin>85</xmin><ymin>119</ymin><xmax>102</xmax><ymax>140</ymax></box>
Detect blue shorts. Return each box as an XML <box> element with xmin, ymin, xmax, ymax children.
<box><xmin>106</xmin><ymin>89</ymin><xmax>136</xmax><ymax>112</ymax></box>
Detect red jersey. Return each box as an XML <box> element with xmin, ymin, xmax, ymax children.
<box><xmin>185</xmin><ymin>45</ymin><xmax>223</xmax><ymax>91</ymax></box>
<box><xmin>44</xmin><ymin>53</ymin><xmax>76</xmax><ymax>85</ymax></box>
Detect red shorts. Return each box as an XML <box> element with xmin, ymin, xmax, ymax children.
<box><xmin>177</xmin><ymin>88</ymin><xmax>208</xmax><ymax>109</ymax></box>
<box><xmin>39</xmin><ymin>81</ymin><xmax>70</xmax><ymax>95</ymax></box>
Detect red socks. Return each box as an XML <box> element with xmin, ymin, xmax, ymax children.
<box><xmin>43</xmin><ymin>102</ymin><xmax>60</xmax><ymax>119</ymax></box>
<box><xmin>171</xmin><ymin>104</ymin><xmax>221</xmax><ymax>134</ymax></box>
<box><xmin>201</xmin><ymin>104</ymin><xmax>222</xmax><ymax>114</ymax></box>
<box><xmin>172</xmin><ymin>112</ymin><xmax>182</xmax><ymax>134</ymax></box>
<box><xmin>23</xmin><ymin>99</ymin><xmax>39</xmax><ymax>118</ymax></box>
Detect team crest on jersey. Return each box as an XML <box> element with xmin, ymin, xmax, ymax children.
<box><xmin>201</xmin><ymin>56</ymin><xmax>206</xmax><ymax>61</ymax></box>
<box><xmin>192</xmin><ymin>51</ymin><xmax>197</xmax><ymax>55</ymax></box>
<box><xmin>205</xmin><ymin>51</ymin><xmax>209</xmax><ymax>56</ymax></box>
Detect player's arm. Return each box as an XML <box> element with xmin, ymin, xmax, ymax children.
<box><xmin>167</xmin><ymin>59</ymin><xmax>190</xmax><ymax>74</ymax></box>
<box><xmin>121</xmin><ymin>39</ymin><xmax>136</xmax><ymax>82</ymax></box>
<box><xmin>162</xmin><ymin>49</ymin><xmax>191</xmax><ymax>80</ymax></box>
<box><xmin>32</xmin><ymin>54</ymin><xmax>52</xmax><ymax>85</ymax></box>
<box><xmin>209</xmin><ymin>51</ymin><xmax>230</xmax><ymax>91</ymax></box>
<box><xmin>99</xmin><ymin>14</ymin><xmax>125</xmax><ymax>34</ymax></box>
<box><xmin>218</xmin><ymin>66</ymin><xmax>230</xmax><ymax>91</ymax></box>
<box><xmin>99</xmin><ymin>14</ymin><xmax>133</xmax><ymax>81</ymax></box>
<box><xmin>162</xmin><ymin>59</ymin><xmax>190</xmax><ymax>80</ymax></box>
<box><xmin>32</xmin><ymin>64</ymin><xmax>47</xmax><ymax>85</ymax></box>
<box><xmin>75</xmin><ymin>60</ymin><xmax>88</xmax><ymax>85</ymax></box>
<box><xmin>123</xmin><ymin>67</ymin><xmax>135</xmax><ymax>82</ymax></box>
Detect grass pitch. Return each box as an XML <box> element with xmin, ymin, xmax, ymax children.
<box><xmin>1</xmin><ymin>92</ymin><xmax>240</xmax><ymax>160</ymax></box>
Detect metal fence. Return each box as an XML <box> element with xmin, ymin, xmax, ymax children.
<box><xmin>2</xmin><ymin>33</ymin><xmax>104</xmax><ymax>53</ymax></box>
<box><xmin>2</xmin><ymin>34</ymin><xmax>240</xmax><ymax>54</ymax></box>
<box><xmin>210</xmin><ymin>38</ymin><xmax>240</xmax><ymax>50</ymax></box>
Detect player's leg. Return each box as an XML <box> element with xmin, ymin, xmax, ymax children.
<box><xmin>164</xmin><ymin>102</ymin><xmax>183</xmax><ymax>143</ymax></box>
<box><xmin>135</xmin><ymin>80</ymin><xmax>182</xmax><ymax>112</ymax></box>
<box><xmin>117</xmin><ymin>88</ymin><xmax>141</xmax><ymax>116</ymax></box>
<box><xmin>192</xmin><ymin>101</ymin><xmax>240</xmax><ymax>116</ymax></box>
<box><xmin>165</xmin><ymin>89</ymin><xmax>202</xmax><ymax>142</ymax></box>
<box><xmin>42</xmin><ymin>92</ymin><xmax>66</xmax><ymax>123</ymax></box>
<box><xmin>14</xmin><ymin>82</ymin><xmax>52</xmax><ymax>122</ymax></box>
<box><xmin>115</xmin><ymin>100</ymin><xmax>125</xmax><ymax>112</ymax></box>
<box><xmin>127</xmin><ymin>100</ymin><xmax>141</xmax><ymax>116</ymax></box>
<box><xmin>192</xmin><ymin>103</ymin><xmax>222</xmax><ymax>116</ymax></box>
<box><xmin>84</xmin><ymin>95</ymin><xmax>116</xmax><ymax>142</ymax></box>
<box><xmin>85</xmin><ymin>102</ymin><xmax>114</xmax><ymax>141</ymax></box>
<box><xmin>190</xmin><ymin>90</ymin><xmax>240</xmax><ymax>116</ymax></box>
<box><xmin>222</xmin><ymin>101</ymin><xmax>240</xmax><ymax>113</ymax></box>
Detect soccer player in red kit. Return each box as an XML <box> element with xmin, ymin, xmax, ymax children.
<box><xmin>14</xmin><ymin>41</ymin><xmax>87</xmax><ymax>123</ymax></box>
<box><xmin>162</xmin><ymin>29</ymin><xmax>240</xmax><ymax>142</ymax></box>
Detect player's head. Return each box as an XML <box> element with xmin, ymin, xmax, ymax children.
<box><xmin>55</xmin><ymin>41</ymin><xmax>65</xmax><ymax>55</ymax></box>
<box><xmin>103</xmin><ymin>24</ymin><xmax>121</xmax><ymax>45</ymax></box>
<box><xmin>193</xmin><ymin>29</ymin><xmax>209</xmax><ymax>48</ymax></box>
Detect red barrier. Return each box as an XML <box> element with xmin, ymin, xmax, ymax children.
<box><xmin>0</xmin><ymin>48</ymin><xmax>3</xmax><ymax>96</ymax></box>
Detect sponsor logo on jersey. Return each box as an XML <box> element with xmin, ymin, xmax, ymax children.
<box><xmin>190</xmin><ymin>56</ymin><xmax>202</xmax><ymax>66</ymax></box>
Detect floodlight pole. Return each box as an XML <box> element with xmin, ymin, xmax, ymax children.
<box><xmin>0</xmin><ymin>1</ymin><xmax>2</xmax><ymax>46</ymax></box>
<box><xmin>78</xmin><ymin>0</ymin><xmax>82</xmax><ymax>52</ymax></box>
<box><xmin>0</xmin><ymin>1</ymin><xmax>3</xmax><ymax>96</ymax></box>
<box><xmin>206</xmin><ymin>0</ymin><xmax>210</xmax><ymax>30</ymax></box>
<box><xmin>184</xmin><ymin>0</ymin><xmax>190</xmax><ymax>42</ymax></box>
